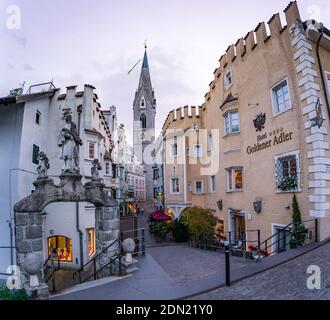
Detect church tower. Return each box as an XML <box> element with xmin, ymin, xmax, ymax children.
<box><xmin>133</xmin><ymin>44</ymin><xmax>156</xmax><ymax>213</ymax></box>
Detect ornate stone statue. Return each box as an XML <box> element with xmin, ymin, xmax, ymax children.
<box><xmin>91</xmin><ymin>159</ymin><xmax>102</xmax><ymax>181</ymax></box>
<box><xmin>36</xmin><ymin>152</ymin><xmax>50</xmax><ymax>179</ymax></box>
<box><xmin>58</xmin><ymin>114</ymin><xmax>82</xmax><ymax>173</ymax></box>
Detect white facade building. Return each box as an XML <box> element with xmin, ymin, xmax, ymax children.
<box><xmin>0</xmin><ymin>83</ymin><xmax>114</xmax><ymax>278</ymax></box>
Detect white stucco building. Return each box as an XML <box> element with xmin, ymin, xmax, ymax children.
<box><xmin>0</xmin><ymin>82</ymin><xmax>115</xmax><ymax>279</ymax></box>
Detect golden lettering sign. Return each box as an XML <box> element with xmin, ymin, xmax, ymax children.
<box><xmin>247</xmin><ymin>131</ymin><xmax>293</xmax><ymax>155</ymax></box>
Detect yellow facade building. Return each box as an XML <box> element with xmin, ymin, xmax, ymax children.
<box><xmin>162</xmin><ymin>1</ymin><xmax>330</xmax><ymax>247</ymax></box>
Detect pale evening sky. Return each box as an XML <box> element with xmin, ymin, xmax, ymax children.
<box><xmin>1</xmin><ymin>0</ymin><xmax>329</xmax><ymax>143</ymax></box>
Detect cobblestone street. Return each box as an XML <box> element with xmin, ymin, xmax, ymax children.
<box><xmin>191</xmin><ymin>241</ymin><xmax>330</xmax><ymax>300</ymax></box>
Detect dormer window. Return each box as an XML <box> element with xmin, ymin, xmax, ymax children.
<box><xmin>224</xmin><ymin>69</ymin><xmax>233</xmax><ymax>90</ymax></box>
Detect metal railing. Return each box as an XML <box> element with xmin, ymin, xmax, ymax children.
<box><xmin>188</xmin><ymin>230</ymin><xmax>261</xmax><ymax>260</ymax></box>
<box><xmin>43</xmin><ymin>249</ymin><xmax>60</xmax><ymax>293</ymax></box>
<box><xmin>259</xmin><ymin>218</ymin><xmax>319</xmax><ymax>257</ymax></box>
<box><xmin>120</xmin><ymin>228</ymin><xmax>146</xmax><ymax>257</ymax></box>
<box><xmin>188</xmin><ymin>219</ymin><xmax>319</xmax><ymax>261</ymax></box>
<box><xmin>72</xmin><ymin>239</ymin><xmax>121</xmax><ymax>285</ymax></box>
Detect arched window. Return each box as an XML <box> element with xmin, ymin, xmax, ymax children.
<box><xmin>141</xmin><ymin>98</ymin><xmax>145</xmax><ymax>107</ymax></box>
<box><xmin>47</xmin><ymin>236</ymin><xmax>72</xmax><ymax>262</ymax></box>
<box><xmin>140</xmin><ymin>114</ymin><xmax>146</xmax><ymax>129</ymax></box>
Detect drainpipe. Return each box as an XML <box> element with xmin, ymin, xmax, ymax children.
<box><xmin>76</xmin><ymin>105</ymin><xmax>84</xmax><ymax>270</ymax></box>
<box><xmin>315</xmin><ymin>27</ymin><xmax>330</xmax><ymax>122</ymax></box>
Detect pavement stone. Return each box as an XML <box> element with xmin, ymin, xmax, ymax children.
<box><xmin>191</xmin><ymin>241</ymin><xmax>330</xmax><ymax>300</ymax></box>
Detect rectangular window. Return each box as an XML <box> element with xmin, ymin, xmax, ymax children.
<box><xmin>193</xmin><ymin>144</ymin><xmax>203</xmax><ymax>158</ymax></box>
<box><xmin>170</xmin><ymin>177</ymin><xmax>180</xmax><ymax>194</ymax></box>
<box><xmin>35</xmin><ymin>110</ymin><xmax>41</xmax><ymax>125</ymax></box>
<box><xmin>195</xmin><ymin>181</ymin><xmax>204</xmax><ymax>194</ymax></box>
<box><xmin>271</xmin><ymin>78</ymin><xmax>292</xmax><ymax>116</ymax></box>
<box><xmin>226</xmin><ymin>167</ymin><xmax>243</xmax><ymax>192</ymax></box>
<box><xmin>224</xmin><ymin>110</ymin><xmax>240</xmax><ymax>135</ymax></box>
<box><xmin>210</xmin><ymin>175</ymin><xmax>216</xmax><ymax>193</ymax></box>
<box><xmin>88</xmin><ymin>142</ymin><xmax>95</xmax><ymax>159</ymax></box>
<box><xmin>171</xmin><ymin>143</ymin><xmax>178</xmax><ymax>157</ymax></box>
<box><xmin>326</xmin><ymin>72</ymin><xmax>330</xmax><ymax>99</ymax></box>
<box><xmin>275</xmin><ymin>152</ymin><xmax>300</xmax><ymax>192</ymax></box>
<box><xmin>153</xmin><ymin>168</ymin><xmax>159</xmax><ymax>180</ymax></box>
<box><xmin>105</xmin><ymin>162</ymin><xmax>110</xmax><ymax>175</ymax></box>
<box><xmin>32</xmin><ymin>144</ymin><xmax>40</xmax><ymax>164</ymax></box>
<box><xmin>224</xmin><ymin>69</ymin><xmax>232</xmax><ymax>89</ymax></box>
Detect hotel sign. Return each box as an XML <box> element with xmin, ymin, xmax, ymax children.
<box><xmin>247</xmin><ymin>128</ymin><xmax>293</xmax><ymax>155</ymax></box>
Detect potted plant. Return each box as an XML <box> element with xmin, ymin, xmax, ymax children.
<box><xmin>290</xmin><ymin>193</ymin><xmax>307</xmax><ymax>249</ymax></box>
<box><xmin>150</xmin><ymin>221</ymin><xmax>168</xmax><ymax>243</ymax></box>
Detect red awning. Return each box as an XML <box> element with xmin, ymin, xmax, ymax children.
<box><xmin>150</xmin><ymin>211</ymin><xmax>172</xmax><ymax>221</ymax></box>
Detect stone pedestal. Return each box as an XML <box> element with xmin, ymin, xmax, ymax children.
<box><xmin>121</xmin><ymin>257</ymin><xmax>139</xmax><ymax>274</ymax></box>
<box><xmin>25</xmin><ymin>283</ymin><xmax>49</xmax><ymax>300</ymax></box>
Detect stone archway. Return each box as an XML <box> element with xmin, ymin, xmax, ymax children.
<box><xmin>14</xmin><ymin>173</ymin><xmax>119</xmax><ymax>299</ymax></box>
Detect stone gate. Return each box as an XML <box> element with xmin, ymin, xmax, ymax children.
<box><xmin>14</xmin><ymin>172</ymin><xmax>119</xmax><ymax>299</ymax></box>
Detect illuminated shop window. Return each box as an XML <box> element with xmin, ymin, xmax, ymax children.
<box><xmin>48</xmin><ymin>236</ymin><xmax>72</xmax><ymax>262</ymax></box>
<box><xmin>88</xmin><ymin>228</ymin><xmax>96</xmax><ymax>257</ymax></box>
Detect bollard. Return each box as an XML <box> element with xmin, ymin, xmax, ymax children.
<box><xmin>225</xmin><ymin>245</ymin><xmax>231</xmax><ymax>286</ymax></box>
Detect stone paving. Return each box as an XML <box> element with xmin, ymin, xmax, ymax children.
<box><xmin>148</xmin><ymin>245</ymin><xmax>248</xmax><ymax>284</ymax></box>
<box><xmin>191</xmin><ymin>241</ymin><xmax>330</xmax><ymax>300</ymax></box>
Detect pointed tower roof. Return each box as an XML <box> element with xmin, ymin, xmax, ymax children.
<box><xmin>135</xmin><ymin>45</ymin><xmax>154</xmax><ymax>105</ymax></box>
<box><xmin>142</xmin><ymin>49</ymin><xmax>149</xmax><ymax>69</ymax></box>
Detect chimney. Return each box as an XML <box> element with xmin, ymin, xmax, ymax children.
<box><xmin>184</xmin><ymin>105</ymin><xmax>189</xmax><ymax>118</ymax></box>
<box><xmin>284</xmin><ymin>1</ymin><xmax>301</xmax><ymax>27</ymax></box>
<box><xmin>65</xmin><ymin>85</ymin><xmax>77</xmax><ymax>110</ymax></box>
<box><xmin>191</xmin><ymin>106</ymin><xmax>196</xmax><ymax>117</ymax></box>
